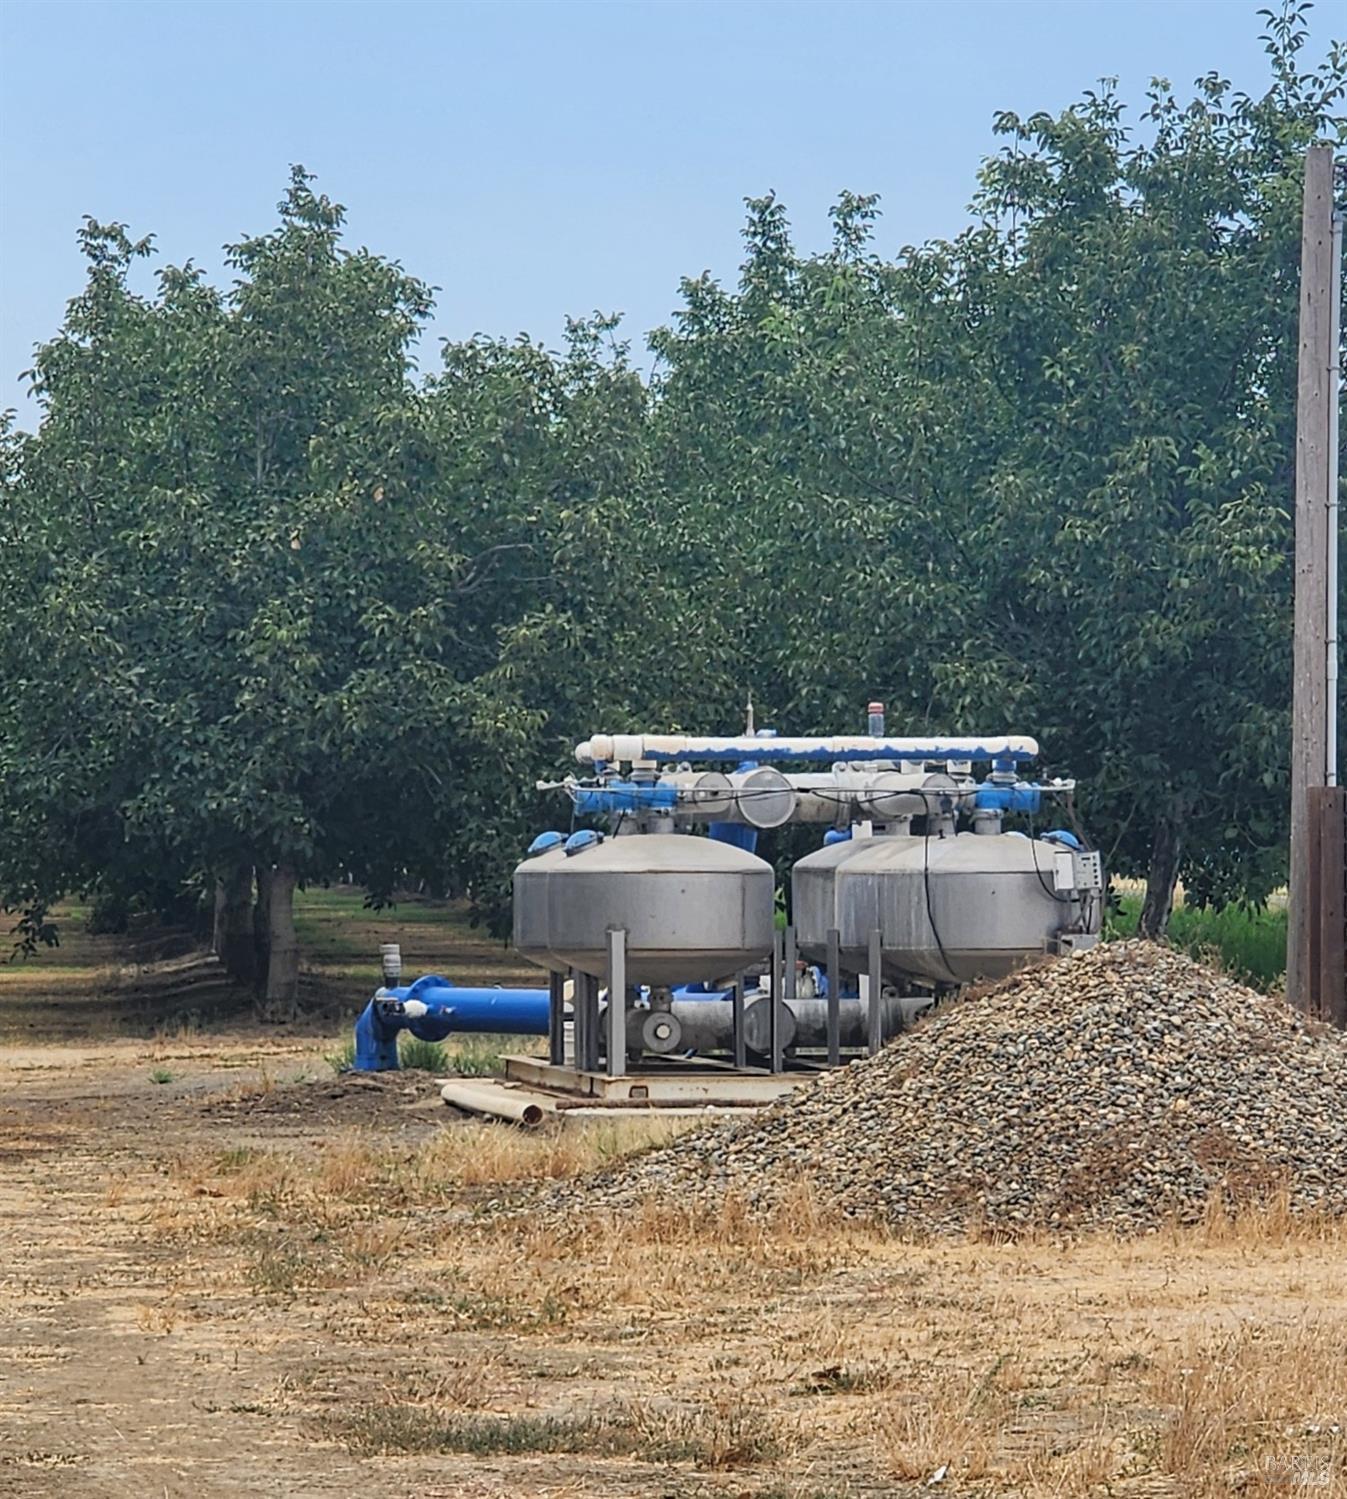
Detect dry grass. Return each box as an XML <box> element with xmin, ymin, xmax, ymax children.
<box><xmin>3</xmin><ymin>891</ymin><xmax>1336</xmax><ymax>1495</ymax></box>
<box><xmin>324</xmin><ymin>1386</ymin><xmax>789</xmax><ymax>1468</ymax></box>
<box><xmin>135</xmin><ymin>1120</ymin><xmax>1347</xmax><ymax>1494</ymax></box>
<box><xmin>172</xmin><ymin>1115</ymin><xmax>691</xmax><ymax>1210</ymax></box>
<box><xmin>1147</xmin><ymin>1322</ymin><xmax>1347</xmax><ymax>1494</ymax></box>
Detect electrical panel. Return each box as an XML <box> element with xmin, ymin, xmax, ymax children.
<box><xmin>1074</xmin><ymin>850</ymin><xmax>1104</xmax><ymax>894</ymax></box>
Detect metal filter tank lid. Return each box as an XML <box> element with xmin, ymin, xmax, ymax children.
<box><xmin>513</xmin><ymin>831</ymin><xmax>776</xmax><ymax>984</ymax></box>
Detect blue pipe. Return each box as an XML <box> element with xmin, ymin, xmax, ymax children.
<box><xmin>572</xmin><ymin>782</ymin><xmax>678</xmax><ymax>816</ymax></box>
<box><xmin>353</xmin><ymin>974</ymin><xmax>550</xmax><ymax>1071</ymax></box>
<box><xmin>974</xmin><ymin>783</ymin><xmax>1043</xmax><ymax>814</ymax></box>
<box><xmin>353</xmin><ymin>971</ymin><xmax>749</xmax><ymax>1070</ymax></box>
<box><xmin>708</xmin><ymin>821</ymin><xmax>758</xmax><ymax>852</ymax></box>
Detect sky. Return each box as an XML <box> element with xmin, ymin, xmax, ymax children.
<box><xmin>0</xmin><ymin>0</ymin><xmax>1334</xmax><ymax>421</ymax></box>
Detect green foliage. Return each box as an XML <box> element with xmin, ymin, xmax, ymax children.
<box><xmin>1106</xmin><ymin>892</ymin><xmax>1289</xmax><ymax>990</ymax></box>
<box><xmin>645</xmin><ymin>3</ymin><xmax>1345</xmax><ymax>912</ymax></box>
<box><xmin>324</xmin><ymin>1033</ymin><xmax>504</xmax><ymax>1075</ymax></box>
<box><xmin>148</xmin><ymin>1068</ymin><xmax>174</xmax><ymax>1085</ymax></box>
<box><xmin>1</xmin><ymin>6</ymin><xmax>1343</xmax><ymax>955</ymax></box>
<box><xmin>85</xmin><ymin>890</ymin><xmax>130</xmax><ymax>936</ymax></box>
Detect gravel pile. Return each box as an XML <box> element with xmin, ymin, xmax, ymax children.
<box><xmin>541</xmin><ymin>942</ymin><xmax>1347</xmax><ymax>1235</ymax></box>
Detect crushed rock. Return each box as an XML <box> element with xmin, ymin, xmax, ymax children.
<box><xmin>532</xmin><ymin>942</ymin><xmax>1347</xmax><ymax>1236</ymax></box>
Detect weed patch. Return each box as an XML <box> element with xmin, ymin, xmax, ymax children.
<box><xmin>324</xmin><ymin>1039</ymin><xmax>356</xmax><ymax>1074</ymax></box>
<box><xmin>324</xmin><ymin>1393</ymin><xmax>784</xmax><ymax>1467</ymax></box>
<box><xmin>397</xmin><ymin>1035</ymin><xmax>447</xmax><ymax>1072</ymax></box>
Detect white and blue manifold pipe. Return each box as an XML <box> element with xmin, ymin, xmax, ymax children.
<box><xmin>574</xmin><ymin>733</ymin><xmax>1039</xmax><ymax>766</ymax></box>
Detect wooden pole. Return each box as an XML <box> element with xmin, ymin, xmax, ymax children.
<box><xmin>1328</xmin><ymin>792</ymin><xmax>1347</xmax><ymax>1030</ymax></box>
<box><xmin>1308</xmin><ymin>787</ymin><xmax>1347</xmax><ymax>1025</ymax></box>
<box><xmin>1288</xmin><ymin>142</ymin><xmax>1336</xmax><ymax>1013</ymax></box>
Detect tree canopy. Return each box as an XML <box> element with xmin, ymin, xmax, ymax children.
<box><xmin>1</xmin><ymin>4</ymin><xmax>1343</xmax><ymax>997</ymax></box>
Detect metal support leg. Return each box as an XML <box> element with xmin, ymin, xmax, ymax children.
<box><xmin>769</xmin><ymin>929</ymin><xmax>784</xmax><ymax>1074</ymax></box>
<box><xmin>586</xmin><ymin>975</ymin><xmax>602</xmax><ymax>1073</ymax></box>
<box><xmin>605</xmin><ymin>928</ymin><xmax>627</xmax><ymax>1079</ymax></box>
<box><xmin>572</xmin><ymin>969</ymin><xmax>587</xmax><ymax>1072</ymax></box>
<box><xmin>867</xmin><ymin>927</ymin><xmax>884</xmax><ymax>1056</ymax></box>
<box><xmin>548</xmin><ymin>970</ymin><xmax>566</xmax><ymax>1066</ymax></box>
<box><xmin>826</xmin><ymin>927</ymin><xmax>841</xmax><ymax>1067</ymax></box>
<box><xmin>576</xmin><ymin>973</ymin><xmax>600</xmax><ymax>1073</ymax></box>
<box><xmin>731</xmin><ymin>969</ymin><xmax>747</xmax><ymax>1070</ymax></box>
<box><xmin>782</xmin><ymin>923</ymin><xmax>797</xmax><ymax>1070</ymax></box>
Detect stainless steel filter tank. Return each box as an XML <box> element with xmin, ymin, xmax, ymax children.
<box><xmin>792</xmin><ymin>831</ymin><xmax>1098</xmax><ymax>985</ymax></box>
<box><xmin>513</xmin><ymin>832</ymin><xmax>775</xmax><ymax>984</ymax></box>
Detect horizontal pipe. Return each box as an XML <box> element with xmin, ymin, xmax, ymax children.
<box><xmin>661</xmin><ymin>769</ymin><xmax>974</xmax><ymax>825</ymax></box>
<box><xmin>571</xmin><ymin>783</ymin><xmax>678</xmax><ymax>815</ymax></box>
<box><xmin>576</xmin><ymin>734</ymin><xmax>1039</xmax><ymax>766</ymax></box>
<box><xmin>388</xmin><ymin>977</ymin><xmax>551</xmax><ymax>1035</ymax></box>
<box><xmin>665</xmin><ymin>993</ymin><xmax>925</xmax><ymax>1053</ymax></box>
<box><xmin>353</xmin><ymin>977</ymin><xmax>553</xmax><ymax>1071</ymax></box>
<box><xmin>354</xmin><ymin>974</ymin><xmax>743</xmax><ymax>1071</ymax></box>
<box><xmin>440</xmin><ymin>1079</ymin><xmax>552</xmax><ymax>1126</ymax></box>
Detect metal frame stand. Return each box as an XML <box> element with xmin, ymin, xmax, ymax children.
<box><xmin>605</xmin><ymin>927</ymin><xmax>627</xmax><ymax>1078</ymax></box>
<box><xmin>731</xmin><ymin>969</ymin><xmax>747</xmax><ymax>1070</ymax></box>
<box><xmin>548</xmin><ymin>971</ymin><xmax>566</xmax><ymax>1065</ymax></box>
<box><xmin>574</xmin><ymin>971</ymin><xmax>600</xmax><ymax>1073</ymax></box>
<box><xmin>826</xmin><ymin>927</ymin><xmax>842</xmax><ymax>1066</ymax></box>
<box><xmin>769</xmin><ymin>929</ymin><xmax>783</xmax><ymax>1073</ymax></box>
<box><xmin>780</xmin><ymin>924</ymin><xmax>797</xmax><ymax>1074</ymax></box>
<box><xmin>867</xmin><ymin>927</ymin><xmax>884</xmax><ymax>1055</ymax></box>
<box><xmin>571</xmin><ymin>967</ymin><xmax>585</xmax><ymax>1071</ymax></box>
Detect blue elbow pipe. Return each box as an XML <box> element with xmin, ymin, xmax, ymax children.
<box><xmin>352</xmin><ymin>973</ymin><xmax>550</xmax><ymax>1071</ymax></box>
<box><xmin>352</xmin><ymin>972</ymin><xmax>767</xmax><ymax>1071</ymax></box>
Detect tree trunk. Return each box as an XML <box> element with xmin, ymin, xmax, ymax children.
<box><xmin>1137</xmin><ymin>811</ymin><xmax>1184</xmax><ymax>939</ymax></box>
<box><xmin>253</xmin><ymin>864</ymin><xmax>273</xmax><ymax>1002</ymax></box>
<box><xmin>259</xmin><ymin>863</ymin><xmax>300</xmax><ymax>1022</ymax></box>
<box><xmin>211</xmin><ymin>862</ymin><xmax>255</xmax><ymax>985</ymax></box>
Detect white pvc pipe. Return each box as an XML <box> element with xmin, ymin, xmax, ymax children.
<box><xmin>1328</xmin><ymin>209</ymin><xmax>1342</xmax><ymax>787</ymax></box>
<box><xmin>440</xmin><ymin>1079</ymin><xmax>553</xmax><ymax>1126</ymax></box>
<box><xmin>575</xmin><ymin>733</ymin><xmax>1039</xmax><ymax>765</ymax></box>
<box><xmin>655</xmin><ymin>768</ymin><xmax>976</xmax><ymax>825</ymax></box>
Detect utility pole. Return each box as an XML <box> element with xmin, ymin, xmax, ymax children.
<box><xmin>1288</xmin><ymin>142</ymin><xmax>1339</xmax><ymax>1014</ymax></box>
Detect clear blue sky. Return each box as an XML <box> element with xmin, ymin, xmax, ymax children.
<box><xmin>0</xmin><ymin>0</ymin><xmax>1331</xmax><ymax>421</ymax></box>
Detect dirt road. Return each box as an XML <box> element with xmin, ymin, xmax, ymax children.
<box><xmin>0</xmin><ymin>1038</ymin><xmax>455</xmax><ymax>1497</ymax></box>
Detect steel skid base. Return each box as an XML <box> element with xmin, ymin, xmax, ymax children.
<box><xmin>437</xmin><ymin>925</ymin><xmax>900</xmax><ymax>1126</ymax></box>
<box><xmin>439</xmin><ymin>1052</ymin><xmax>806</xmax><ymax>1126</ymax></box>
